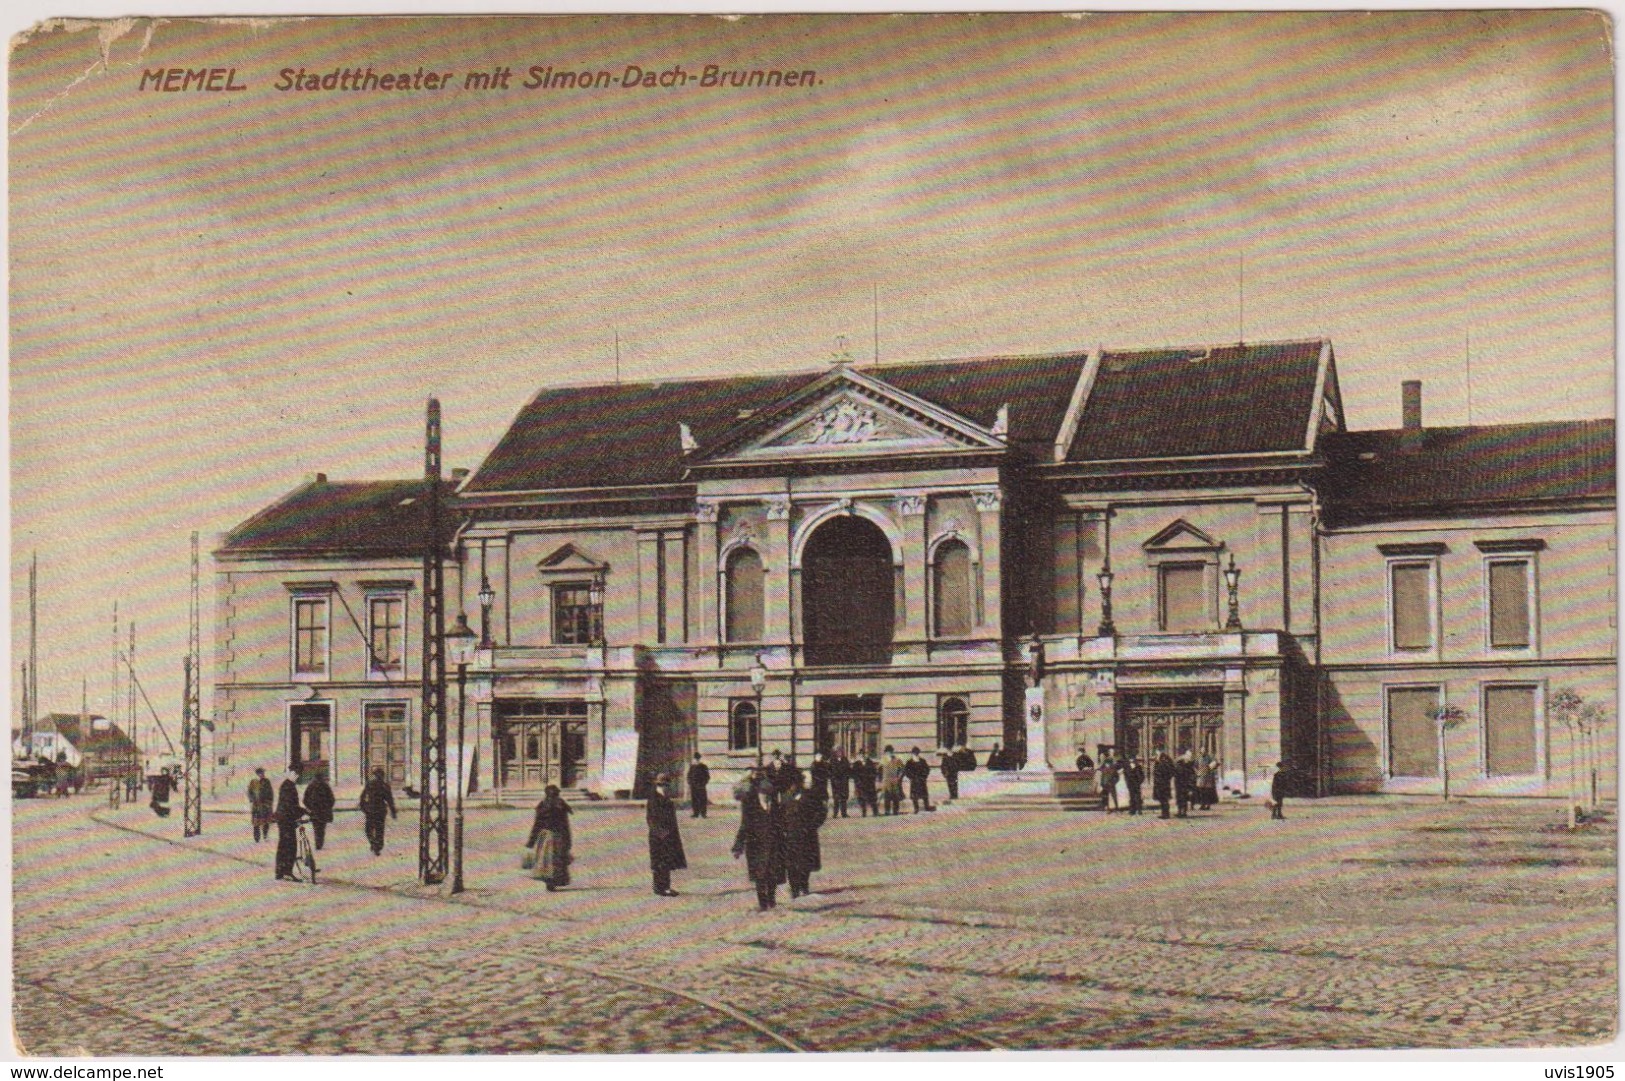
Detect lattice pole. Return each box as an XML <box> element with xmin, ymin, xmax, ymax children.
<box><xmin>418</xmin><ymin>398</ymin><xmax>449</xmax><ymax>885</ymax></box>
<box><xmin>183</xmin><ymin>532</ymin><xmax>203</xmax><ymax>836</ymax></box>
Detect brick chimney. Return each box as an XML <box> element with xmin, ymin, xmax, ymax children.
<box><xmin>1400</xmin><ymin>381</ymin><xmax>1423</xmax><ymax>450</ymax></box>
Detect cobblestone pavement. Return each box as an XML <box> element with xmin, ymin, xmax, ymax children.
<box><xmin>11</xmin><ymin>792</ymin><xmax>1617</xmax><ymax>1054</ymax></box>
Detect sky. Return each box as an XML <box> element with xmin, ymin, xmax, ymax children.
<box><xmin>8</xmin><ymin>10</ymin><xmax>1615</xmax><ymax>739</ymax></box>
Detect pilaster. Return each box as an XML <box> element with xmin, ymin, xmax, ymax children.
<box><xmin>897</xmin><ymin>494</ymin><xmax>928</xmax><ymax>642</ymax></box>
<box><xmin>765</xmin><ymin>498</ymin><xmax>792</xmax><ymax>643</ymax></box>
<box><xmin>695</xmin><ymin>501</ymin><xmax>721</xmax><ymax>650</ymax></box>
<box><xmin>637</xmin><ymin>530</ymin><xmax>662</xmax><ymax>643</ymax></box>
<box><xmin>973</xmin><ymin>489</ymin><xmax>1003</xmax><ymax>634</ymax></box>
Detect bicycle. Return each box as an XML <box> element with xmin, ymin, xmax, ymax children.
<box><xmin>291</xmin><ymin>817</ymin><xmax>319</xmax><ymax>884</ymax></box>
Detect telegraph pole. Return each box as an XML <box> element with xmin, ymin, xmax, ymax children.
<box><xmin>28</xmin><ymin>553</ymin><xmax>38</xmax><ymax>751</ymax></box>
<box><xmin>183</xmin><ymin>532</ymin><xmax>203</xmax><ymax>836</ymax></box>
<box><xmin>128</xmin><ymin>622</ymin><xmax>138</xmax><ymax>775</ymax></box>
<box><xmin>419</xmin><ymin>398</ymin><xmax>450</xmax><ymax>885</ymax></box>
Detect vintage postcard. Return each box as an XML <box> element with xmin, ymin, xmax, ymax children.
<box><xmin>8</xmin><ymin>9</ymin><xmax>1617</xmax><ymax>1063</ymax></box>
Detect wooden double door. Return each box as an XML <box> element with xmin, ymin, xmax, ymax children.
<box><xmin>1117</xmin><ymin>689</ymin><xmax>1223</xmax><ymax>762</ymax></box>
<box><xmin>495</xmin><ymin>700</ymin><xmax>588</xmax><ymax>790</ymax></box>
<box><xmin>816</xmin><ymin>695</ymin><xmax>882</xmax><ymax>759</ymax></box>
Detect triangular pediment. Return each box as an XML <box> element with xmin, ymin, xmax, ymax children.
<box><xmin>537</xmin><ymin>542</ymin><xmax>609</xmax><ymax>575</ymax></box>
<box><xmin>698</xmin><ymin>368</ymin><xmax>1004</xmax><ymax>464</ymax></box>
<box><xmin>1142</xmin><ymin>519</ymin><xmax>1221</xmax><ymax>551</ymax></box>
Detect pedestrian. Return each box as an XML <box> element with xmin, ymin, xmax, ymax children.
<box><xmin>247</xmin><ymin>767</ymin><xmax>274</xmax><ymax>843</ymax></box>
<box><xmin>1268</xmin><ymin>761</ymin><xmax>1290</xmax><ymax>820</ymax></box>
<box><xmin>1075</xmin><ymin>747</ymin><xmax>1095</xmax><ymax>771</ymax></box>
<box><xmin>779</xmin><ymin>755</ymin><xmax>805</xmax><ymax>795</ymax></box>
<box><xmin>1099</xmin><ymin>753</ymin><xmax>1121</xmax><ymax>813</ymax></box>
<box><xmin>359</xmin><ymin>767</ymin><xmax>397</xmax><ymax>855</ymax></box>
<box><xmin>1195</xmin><ymin>754</ymin><xmax>1217</xmax><ymax>811</ymax></box>
<box><xmin>782</xmin><ymin>772</ymin><xmax>826</xmax><ymax>898</ymax></box>
<box><xmin>525</xmin><ymin>784</ymin><xmax>573</xmax><ymax>891</ymax></box>
<box><xmin>1174</xmin><ymin>751</ymin><xmax>1197</xmax><ymax>818</ymax></box>
<box><xmin>1125</xmin><ymin>756</ymin><xmax>1146</xmax><ymax>815</ymax></box>
<box><xmin>879</xmin><ymin>746</ymin><xmax>905</xmax><ymax>816</ymax></box>
<box><xmin>809</xmin><ymin>751</ymin><xmax>831</xmax><ymax>804</ymax></box>
<box><xmin>829</xmin><ymin>749</ymin><xmax>852</xmax><ymax>818</ymax></box>
<box><xmin>1152</xmin><ymin>751</ymin><xmax>1174</xmax><ymax>819</ymax></box>
<box><xmin>732</xmin><ymin>774</ymin><xmax>787</xmax><ymax>911</ymax></box>
<box><xmin>986</xmin><ymin>742</ymin><xmax>1007</xmax><ymax>771</ymax></box>
<box><xmin>686</xmin><ymin>753</ymin><xmax>711</xmax><ymax>819</ymax></box>
<box><xmin>904</xmin><ymin>747</ymin><xmax>933</xmax><ymax>812</ymax></box>
<box><xmin>765</xmin><ymin>749</ymin><xmax>785</xmax><ymax>790</ymax></box>
<box><xmin>954</xmin><ymin>745</ymin><xmax>978</xmax><ymax>785</ymax></box>
<box><xmin>148</xmin><ymin>767</ymin><xmax>175</xmax><ymax>818</ymax></box>
<box><xmin>938</xmin><ymin>747</ymin><xmax>960</xmax><ymax>802</ymax></box>
<box><xmin>852</xmin><ymin>752</ymin><xmax>879</xmax><ymax>817</ymax></box>
<box><xmin>273</xmin><ymin>771</ymin><xmax>303</xmax><ymax>881</ymax></box>
<box><xmin>303</xmin><ymin>768</ymin><xmax>335</xmax><ymax>850</ymax></box>
<box><xmin>645</xmin><ymin>773</ymin><xmax>686</xmax><ymax>897</ymax></box>
<box><xmin>124</xmin><ymin>771</ymin><xmax>139</xmax><ymax>802</ymax></box>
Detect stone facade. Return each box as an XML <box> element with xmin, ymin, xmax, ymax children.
<box><xmin>215</xmin><ymin>342</ymin><xmax>1616</xmax><ymax>801</ymax></box>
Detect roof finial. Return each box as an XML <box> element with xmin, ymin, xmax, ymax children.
<box><xmin>832</xmin><ymin>334</ymin><xmax>853</xmax><ymax>367</ymax></box>
<box><xmin>679</xmin><ymin>423</ymin><xmax>698</xmax><ymax>454</ymax></box>
<box><xmin>991</xmin><ymin>403</ymin><xmax>1009</xmax><ymax>440</ymax></box>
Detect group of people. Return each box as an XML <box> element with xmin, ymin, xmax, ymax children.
<box><xmin>247</xmin><ymin>765</ymin><xmax>399</xmax><ymax>881</ymax></box>
<box><xmin>1077</xmin><ymin>749</ymin><xmax>1223</xmax><ymax>819</ymax></box>
<box><xmin>688</xmin><ymin>745</ymin><xmax>980</xmax><ymax>822</ymax></box>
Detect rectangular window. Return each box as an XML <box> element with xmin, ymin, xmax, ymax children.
<box><xmin>1484</xmin><ymin>685</ymin><xmax>1538</xmax><ymax>776</ymax></box>
<box><xmin>1390</xmin><ymin>562</ymin><xmax>1435</xmax><ymax>651</ymax></box>
<box><xmin>293</xmin><ymin>597</ymin><xmax>329</xmax><ymax>676</ymax></box>
<box><xmin>1487</xmin><ymin>560</ymin><xmax>1532</xmax><ymax>649</ymax></box>
<box><xmin>1387</xmin><ymin>686</ymin><xmax>1440</xmax><ymax>778</ymax></box>
<box><xmin>1159</xmin><ymin>563</ymin><xmax>1208</xmax><ymax>632</ymax></box>
<box><xmin>553</xmin><ymin>583</ymin><xmax>602</xmax><ymax>645</ymax></box>
<box><xmin>368</xmin><ymin>596</ymin><xmax>405</xmax><ymax>674</ymax></box>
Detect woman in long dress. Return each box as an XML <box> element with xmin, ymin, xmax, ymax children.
<box><xmin>526</xmin><ymin>784</ymin><xmax>573</xmax><ymax>891</ymax></box>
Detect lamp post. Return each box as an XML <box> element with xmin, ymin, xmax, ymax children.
<box><xmin>446</xmin><ymin>612</ymin><xmax>477</xmax><ymax>894</ymax></box>
<box><xmin>749</xmin><ymin>655</ymin><xmax>768</xmax><ymax>768</ymax></box>
<box><xmin>1224</xmin><ymin>555</ymin><xmax>1243</xmax><ymax>631</ymax></box>
<box><xmin>1096</xmin><ymin>566</ymin><xmax>1116</xmax><ymax>637</ymax></box>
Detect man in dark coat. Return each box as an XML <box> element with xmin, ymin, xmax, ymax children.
<box><xmin>782</xmin><ymin>773</ymin><xmax>826</xmax><ymax>898</ymax></box>
<box><xmin>938</xmin><ymin>747</ymin><xmax>960</xmax><ymax>802</ymax></box>
<box><xmin>686</xmin><ymin>753</ymin><xmax>711</xmax><ymax>819</ymax></box>
<box><xmin>646</xmin><ymin>773</ymin><xmax>687</xmax><ymax>896</ymax></box>
<box><xmin>732</xmin><ymin>776</ymin><xmax>787</xmax><ymax>910</ymax></box>
<box><xmin>359</xmin><ymin>767</ymin><xmax>398</xmax><ymax>855</ymax></box>
<box><xmin>1124</xmin><ymin>757</ymin><xmax>1146</xmax><ymax>816</ymax></box>
<box><xmin>273</xmin><ymin>772</ymin><xmax>304</xmax><ymax>880</ymax></box>
<box><xmin>904</xmin><ymin>748</ymin><xmax>932</xmax><ymax>812</ymax></box>
<box><xmin>828</xmin><ymin>749</ymin><xmax>852</xmax><ymax>818</ymax></box>
<box><xmin>1269</xmin><ymin>761</ymin><xmax>1290</xmax><ymax>820</ymax></box>
<box><xmin>808</xmin><ymin>752</ymin><xmax>831</xmax><ymax>804</ymax></box>
<box><xmin>1173</xmin><ymin>752</ymin><xmax>1197</xmax><ymax>818</ymax></box>
<box><xmin>986</xmin><ymin>742</ymin><xmax>1007</xmax><ymax>771</ymax></box>
<box><xmin>303</xmin><ymin>768</ymin><xmax>336</xmax><ymax>850</ymax></box>
<box><xmin>247</xmin><ymin>768</ymin><xmax>274</xmax><ymax>842</ymax></box>
<box><xmin>148</xmin><ymin>768</ymin><xmax>175</xmax><ymax>817</ymax></box>
<box><xmin>853</xmin><ymin>752</ymin><xmax>879</xmax><ymax>817</ymax></box>
<box><xmin>1099</xmin><ymin>753</ymin><xmax>1121</xmax><ymax>813</ymax></box>
<box><xmin>955</xmin><ymin>745</ymin><xmax>977</xmax><ymax>773</ymax></box>
<box><xmin>1152</xmin><ymin>752</ymin><xmax>1175</xmax><ymax>819</ymax></box>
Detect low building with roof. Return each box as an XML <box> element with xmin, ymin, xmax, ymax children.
<box><xmin>214</xmin><ymin>341</ymin><xmax>1615</xmax><ymax>801</ymax></box>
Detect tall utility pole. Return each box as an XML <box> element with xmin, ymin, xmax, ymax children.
<box><xmin>19</xmin><ymin>663</ymin><xmax>29</xmax><ymax>755</ymax></box>
<box><xmin>28</xmin><ymin>553</ymin><xmax>38</xmax><ymax>749</ymax></box>
<box><xmin>128</xmin><ymin>622</ymin><xmax>138</xmax><ymax>774</ymax></box>
<box><xmin>418</xmin><ymin>398</ymin><xmax>450</xmax><ymax>885</ymax></box>
<box><xmin>112</xmin><ymin>601</ymin><xmax>123</xmax><ymax>773</ymax></box>
<box><xmin>183</xmin><ymin>532</ymin><xmax>203</xmax><ymax>836</ymax></box>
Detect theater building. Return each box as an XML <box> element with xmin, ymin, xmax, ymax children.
<box><xmin>214</xmin><ymin>338</ymin><xmax>1615</xmax><ymax>801</ymax></box>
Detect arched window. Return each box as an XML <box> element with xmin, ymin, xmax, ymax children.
<box><xmin>729</xmin><ymin>699</ymin><xmax>759</xmax><ymax>751</ymax></box>
<box><xmin>725</xmin><ymin>547</ymin><xmax>764</xmax><ymax>643</ymax></box>
<box><xmin>938</xmin><ymin>696</ymin><xmax>970</xmax><ymax>749</ymax></box>
<box><xmin>932</xmin><ymin>539</ymin><xmax>973</xmax><ymax>637</ymax></box>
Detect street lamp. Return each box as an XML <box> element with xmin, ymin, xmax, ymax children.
<box><xmin>446</xmin><ymin>611</ymin><xmax>478</xmax><ymax>895</ymax></box>
<box><xmin>1224</xmin><ymin>555</ymin><xmax>1243</xmax><ymax>631</ymax></box>
<box><xmin>1096</xmin><ymin>566</ymin><xmax>1116</xmax><ymax>638</ymax></box>
<box><xmin>478</xmin><ymin>575</ymin><xmax>495</xmax><ymax>650</ymax></box>
<box><xmin>749</xmin><ymin>655</ymin><xmax>768</xmax><ymax>768</ymax></box>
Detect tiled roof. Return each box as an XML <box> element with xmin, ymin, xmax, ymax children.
<box><xmin>1066</xmin><ymin>339</ymin><xmax>1327</xmax><ymax>462</ymax></box>
<box><xmin>219</xmin><ymin>479</ymin><xmax>455</xmax><ymax>555</ymax></box>
<box><xmin>34</xmin><ymin>714</ymin><xmax>136</xmax><ymax>754</ymax></box>
<box><xmin>463</xmin><ymin>353</ymin><xmax>1088</xmax><ymax>494</ymax></box>
<box><xmin>1320</xmin><ymin>420</ymin><xmax>1616</xmax><ymax>520</ymax></box>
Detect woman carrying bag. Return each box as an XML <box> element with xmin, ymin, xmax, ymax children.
<box><xmin>523</xmin><ymin>784</ymin><xmax>573</xmax><ymax>891</ymax></box>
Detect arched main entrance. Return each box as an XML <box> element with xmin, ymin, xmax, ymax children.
<box><xmin>801</xmin><ymin>516</ymin><xmax>895</xmax><ymax>666</ymax></box>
